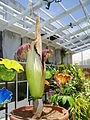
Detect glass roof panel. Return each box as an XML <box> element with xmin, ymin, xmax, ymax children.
<box><xmin>59</xmin><ymin>15</ymin><xmax>73</xmax><ymax>26</ymax></box>
<box><xmin>51</xmin><ymin>22</ymin><xmax>62</xmax><ymax>29</ymax></box>
<box><xmin>0</xmin><ymin>0</ymin><xmax>90</xmax><ymax>53</ymax></box>
<box><xmin>79</xmin><ymin>21</ymin><xmax>89</xmax><ymax>28</ymax></box>
<box><xmin>35</xmin><ymin>9</ymin><xmax>49</xmax><ymax>20</ymax></box>
<box><xmin>86</xmin><ymin>5</ymin><xmax>90</xmax><ymax>14</ymax></box>
<box><xmin>62</xmin><ymin>30</ymin><xmax>69</xmax><ymax>35</ymax></box>
<box><xmin>61</xmin><ymin>0</ymin><xmax>79</xmax><ymax>9</ymax></box>
<box><xmin>84</xmin><ymin>29</ymin><xmax>90</xmax><ymax>34</ymax></box>
<box><xmin>71</xmin><ymin>8</ymin><xmax>85</xmax><ymax>20</ymax></box>
<box><xmin>16</xmin><ymin>0</ymin><xmax>28</xmax><ymax>7</ymax></box>
<box><xmin>75</xmin><ymin>32</ymin><xmax>86</xmax><ymax>37</ymax></box>
<box><xmin>42</xmin><ymin>2</ymin><xmax>64</xmax><ymax>17</ymax></box>
<box><xmin>68</xmin><ymin>26</ymin><xmax>80</xmax><ymax>33</ymax></box>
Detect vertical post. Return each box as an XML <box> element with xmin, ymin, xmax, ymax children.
<box><xmin>15</xmin><ymin>74</ymin><xmax>18</xmax><ymax>109</ymax></box>
<box><xmin>0</xmin><ymin>31</ymin><xmax>3</xmax><ymax>58</ymax></box>
<box><xmin>15</xmin><ymin>79</ymin><xmax>16</xmax><ymax>109</ymax></box>
<box><xmin>23</xmin><ymin>17</ymin><xmax>26</xmax><ymax>28</ymax></box>
<box><xmin>81</xmin><ymin>52</ymin><xmax>83</xmax><ymax>65</ymax></box>
<box><xmin>27</xmin><ymin>81</ymin><xmax>29</xmax><ymax>101</ymax></box>
<box><xmin>4</xmin><ymin>7</ymin><xmax>7</xmax><ymax>20</ymax></box>
<box><xmin>5</xmin><ymin>82</ymin><xmax>8</xmax><ymax>120</ymax></box>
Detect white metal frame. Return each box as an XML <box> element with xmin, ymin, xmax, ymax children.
<box><xmin>0</xmin><ymin>0</ymin><xmax>90</xmax><ymax>53</ymax></box>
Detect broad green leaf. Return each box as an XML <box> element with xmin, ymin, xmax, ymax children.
<box><xmin>56</xmin><ymin>95</ymin><xmax>63</xmax><ymax>101</ymax></box>
<box><xmin>67</xmin><ymin>96</ymin><xmax>74</xmax><ymax>106</ymax></box>
<box><xmin>62</xmin><ymin>96</ymin><xmax>67</xmax><ymax>105</ymax></box>
<box><xmin>59</xmin><ymin>95</ymin><xmax>63</xmax><ymax>100</ymax></box>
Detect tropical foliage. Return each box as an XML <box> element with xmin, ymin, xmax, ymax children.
<box><xmin>45</xmin><ymin>63</ymin><xmax>90</xmax><ymax>120</ymax></box>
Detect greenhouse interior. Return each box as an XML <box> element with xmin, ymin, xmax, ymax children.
<box><xmin>0</xmin><ymin>0</ymin><xmax>90</xmax><ymax>120</ymax></box>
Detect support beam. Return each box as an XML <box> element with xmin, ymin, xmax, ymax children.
<box><xmin>41</xmin><ymin>1</ymin><xmax>89</xmax><ymax>50</ymax></box>
<box><xmin>74</xmin><ymin>46</ymin><xmax>90</xmax><ymax>53</ymax></box>
<box><xmin>22</xmin><ymin>7</ymin><xmax>64</xmax><ymax>37</ymax></box>
<box><xmin>0</xmin><ymin>1</ymin><xmax>20</xmax><ymax>14</ymax></box>
<box><xmin>72</xmin><ymin>43</ymin><xmax>90</xmax><ymax>51</ymax></box>
<box><xmin>79</xmin><ymin>0</ymin><xmax>89</xmax><ymax>20</ymax></box>
<box><xmin>55</xmin><ymin>24</ymin><xmax>90</xmax><ymax>42</ymax></box>
<box><xmin>55</xmin><ymin>41</ymin><xmax>72</xmax><ymax>51</ymax></box>
<box><xmin>42</xmin><ymin>16</ymin><xmax>89</xmax><ymax>40</ymax></box>
<box><xmin>68</xmin><ymin>25</ymin><xmax>90</xmax><ymax>37</ymax></box>
<box><xmin>0</xmin><ymin>0</ymin><xmax>47</xmax><ymax>31</ymax></box>
<box><xmin>23</xmin><ymin>0</ymin><xmax>89</xmax><ymax>37</ymax></box>
<box><xmin>54</xmin><ymin>24</ymin><xmax>90</xmax><ymax>50</ymax></box>
<box><xmin>58</xmin><ymin>2</ymin><xmax>88</xmax><ymax>37</ymax></box>
<box><xmin>63</xmin><ymin>36</ymin><xmax>90</xmax><ymax>46</ymax></box>
<box><xmin>42</xmin><ymin>20</ymin><xmax>90</xmax><ymax>49</ymax></box>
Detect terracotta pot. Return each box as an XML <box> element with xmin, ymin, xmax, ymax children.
<box><xmin>10</xmin><ymin>105</ymin><xmax>69</xmax><ymax>120</ymax></box>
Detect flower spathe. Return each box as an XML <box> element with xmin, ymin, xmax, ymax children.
<box><xmin>17</xmin><ymin>14</ymin><xmax>53</xmax><ymax>99</ymax></box>
<box><xmin>17</xmin><ymin>43</ymin><xmax>30</xmax><ymax>61</ymax></box>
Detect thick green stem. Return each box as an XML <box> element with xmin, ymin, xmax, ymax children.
<box><xmin>32</xmin><ymin>98</ymin><xmax>43</xmax><ymax>119</ymax></box>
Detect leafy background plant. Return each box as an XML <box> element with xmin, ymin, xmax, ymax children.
<box><xmin>45</xmin><ymin>63</ymin><xmax>90</xmax><ymax>120</ymax></box>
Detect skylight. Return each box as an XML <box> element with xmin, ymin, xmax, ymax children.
<box><xmin>0</xmin><ymin>0</ymin><xmax>89</xmax><ymax>53</ymax></box>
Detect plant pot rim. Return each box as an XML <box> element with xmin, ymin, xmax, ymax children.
<box><xmin>10</xmin><ymin>104</ymin><xmax>69</xmax><ymax>120</ymax></box>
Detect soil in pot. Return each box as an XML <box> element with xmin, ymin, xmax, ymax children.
<box><xmin>10</xmin><ymin>105</ymin><xmax>69</xmax><ymax>120</ymax></box>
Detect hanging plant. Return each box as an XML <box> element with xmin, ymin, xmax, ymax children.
<box><xmin>60</xmin><ymin>48</ymin><xmax>69</xmax><ymax>64</ymax></box>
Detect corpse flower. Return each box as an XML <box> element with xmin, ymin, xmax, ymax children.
<box><xmin>0</xmin><ymin>88</ymin><xmax>12</xmax><ymax>108</ymax></box>
<box><xmin>17</xmin><ymin>14</ymin><xmax>53</xmax><ymax>118</ymax></box>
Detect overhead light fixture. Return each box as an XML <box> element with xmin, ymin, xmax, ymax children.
<box><xmin>69</xmin><ymin>22</ymin><xmax>76</xmax><ymax>28</ymax></box>
<box><xmin>43</xmin><ymin>0</ymin><xmax>62</xmax><ymax>10</ymax></box>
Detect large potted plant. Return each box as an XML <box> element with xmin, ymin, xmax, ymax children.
<box><xmin>10</xmin><ymin>14</ymin><xmax>69</xmax><ymax>120</ymax></box>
